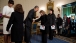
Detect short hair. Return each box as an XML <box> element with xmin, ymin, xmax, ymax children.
<box><xmin>14</xmin><ymin>4</ymin><xmax>24</xmax><ymax>14</ymax></box>
<box><xmin>8</xmin><ymin>0</ymin><xmax>14</xmax><ymax>5</ymax></box>
<box><xmin>34</xmin><ymin>6</ymin><xmax>39</xmax><ymax>8</ymax></box>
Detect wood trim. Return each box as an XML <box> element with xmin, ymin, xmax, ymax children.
<box><xmin>46</xmin><ymin>1</ymin><xmax>54</xmax><ymax>14</ymax></box>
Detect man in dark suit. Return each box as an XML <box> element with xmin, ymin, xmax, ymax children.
<box><xmin>24</xmin><ymin>6</ymin><xmax>39</xmax><ymax>43</ymax></box>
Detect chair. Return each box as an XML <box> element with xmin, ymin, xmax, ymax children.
<box><xmin>31</xmin><ymin>22</ymin><xmax>38</xmax><ymax>35</ymax></box>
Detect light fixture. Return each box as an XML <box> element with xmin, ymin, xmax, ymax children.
<box><xmin>40</xmin><ymin>6</ymin><xmax>46</xmax><ymax>11</ymax></box>
<box><xmin>56</xmin><ymin>3</ymin><xmax>63</xmax><ymax>13</ymax></box>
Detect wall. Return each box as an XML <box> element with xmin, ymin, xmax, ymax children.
<box><xmin>0</xmin><ymin>0</ymin><xmax>76</xmax><ymax>18</ymax></box>
<box><xmin>0</xmin><ymin>0</ymin><xmax>1</xmax><ymax>12</ymax></box>
<box><xmin>0</xmin><ymin>0</ymin><xmax>76</xmax><ymax>30</ymax></box>
<box><xmin>0</xmin><ymin>0</ymin><xmax>8</xmax><ymax>13</ymax></box>
<box><xmin>14</xmin><ymin>0</ymin><xmax>48</xmax><ymax>18</ymax></box>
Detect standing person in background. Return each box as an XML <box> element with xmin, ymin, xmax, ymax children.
<box><xmin>2</xmin><ymin>0</ymin><xmax>14</xmax><ymax>43</ymax></box>
<box><xmin>56</xmin><ymin>14</ymin><xmax>63</xmax><ymax>35</ymax></box>
<box><xmin>6</xmin><ymin>4</ymin><xmax>24</xmax><ymax>43</ymax></box>
<box><xmin>62</xmin><ymin>15</ymin><xmax>68</xmax><ymax>36</ymax></box>
<box><xmin>24</xmin><ymin>6</ymin><xmax>39</xmax><ymax>43</ymax></box>
<box><xmin>47</xmin><ymin>9</ymin><xmax>56</xmax><ymax>40</ymax></box>
<box><xmin>34</xmin><ymin>10</ymin><xmax>48</xmax><ymax>43</ymax></box>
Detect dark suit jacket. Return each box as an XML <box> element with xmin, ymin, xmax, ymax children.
<box><xmin>6</xmin><ymin>11</ymin><xmax>24</xmax><ymax>42</ymax></box>
<box><xmin>56</xmin><ymin>17</ymin><xmax>63</xmax><ymax>26</ymax></box>
<box><xmin>35</xmin><ymin>14</ymin><xmax>47</xmax><ymax>26</ymax></box>
<box><xmin>47</xmin><ymin>14</ymin><xmax>56</xmax><ymax>26</ymax></box>
<box><xmin>35</xmin><ymin>14</ymin><xmax>48</xmax><ymax>33</ymax></box>
<box><xmin>24</xmin><ymin>9</ymin><xmax>36</xmax><ymax>28</ymax></box>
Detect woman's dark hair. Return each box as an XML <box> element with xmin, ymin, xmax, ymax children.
<box><xmin>14</xmin><ymin>4</ymin><xmax>24</xmax><ymax>14</ymax></box>
<box><xmin>49</xmin><ymin>9</ymin><xmax>54</xmax><ymax>14</ymax></box>
<box><xmin>8</xmin><ymin>0</ymin><xmax>14</xmax><ymax>5</ymax></box>
<box><xmin>58</xmin><ymin>14</ymin><xmax>60</xmax><ymax>16</ymax></box>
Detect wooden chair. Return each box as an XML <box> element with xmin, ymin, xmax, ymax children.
<box><xmin>31</xmin><ymin>22</ymin><xmax>38</xmax><ymax>35</ymax></box>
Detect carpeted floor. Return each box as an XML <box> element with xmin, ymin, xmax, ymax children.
<box><xmin>56</xmin><ymin>35</ymin><xmax>76</xmax><ymax>43</ymax></box>
<box><xmin>0</xmin><ymin>34</ymin><xmax>70</xmax><ymax>43</ymax></box>
<box><xmin>31</xmin><ymin>34</ymin><xmax>69</xmax><ymax>43</ymax></box>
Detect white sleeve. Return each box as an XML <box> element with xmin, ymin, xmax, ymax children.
<box><xmin>2</xmin><ymin>6</ymin><xmax>6</xmax><ymax>15</ymax></box>
<box><xmin>12</xmin><ymin>8</ymin><xmax>14</xmax><ymax>12</ymax></box>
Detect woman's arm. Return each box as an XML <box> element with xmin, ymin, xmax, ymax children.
<box><xmin>35</xmin><ymin>17</ymin><xmax>41</xmax><ymax>22</ymax></box>
<box><xmin>6</xmin><ymin>12</ymin><xmax>14</xmax><ymax>31</ymax></box>
<box><xmin>2</xmin><ymin>6</ymin><xmax>10</xmax><ymax>18</ymax></box>
<box><xmin>2</xmin><ymin>15</ymin><xmax>10</xmax><ymax>18</ymax></box>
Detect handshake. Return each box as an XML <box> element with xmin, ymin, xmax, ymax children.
<box><xmin>33</xmin><ymin>19</ymin><xmax>36</xmax><ymax>23</ymax></box>
<box><xmin>33</xmin><ymin>20</ymin><xmax>35</xmax><ymax>22</ymax></box>
<box><xmin>33</xmin><ymin>16</ymin><xmax>39</xmax><ymax>23</ymax></box>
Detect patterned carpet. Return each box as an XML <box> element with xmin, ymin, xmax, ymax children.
<box><xmin>0</xmin><ymin>35</ymin><xmax>76</xmax><ymax>43</ymax></box>
<box><xmin>56</xmin><ymin>35</ymin><xmax>76</xmax><ymax>43</ymax></box>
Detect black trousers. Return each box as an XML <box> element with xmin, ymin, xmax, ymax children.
<box><xmin>24</xmin><ymin>26</ymin><xmax>31</xmax><ymax>43</ymax></box>
<box><xmin>57</xmin><ymin>25</ymin><xmax>60</xmax><ymax>35</ymax></box>
<box><xmin>15</xmin><ymin>41</ymin><xmax>22</xmax><ymax>43</ymax></box>
<box><xmin>41</xmin><ymin>30</ymin><xmax>47</xmax><ymax>43</ymax></box>
<box><xmin>49</xmin><ymin>26</ymin><xmax>53</xmax><ymax>40</ymax></box>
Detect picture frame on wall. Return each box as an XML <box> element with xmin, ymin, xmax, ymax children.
<box><xmin>47</xmin><ymin>1</ymin><xmax>54</xmax><ymax>14</ymax></box>
<box><xmin>47</xmin><ymin>6</ymin><xmax>53</xmax><ymax>10</ymax></box>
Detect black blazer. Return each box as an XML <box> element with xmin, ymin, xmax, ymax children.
<box><xmin>56</xmin><ymin>17</ymin><xmax>63</xmax><ymax>26</ymax></box>
<box><xmin>35</xmin><ymin>14</ymin><xmax>48</xmax><ymax>33</ymax></box>
<box><xmin>6</xmin><ymin>11</ymin><xmax>24</xmax><ymax>42</ymax></box>
<box><xmin>24</xmin><ymin>9</ymin><xmax>36</xmax><ymax>27</ymax></box>
<box><xmin>47</xmin><ymin>14</ymin><xmax>56</xmax><ymax>26</ymax></box>
<box><xmin>35</xmin><ymin>14</ymin><xmax>47</xmax><ymax>26</ymax></box>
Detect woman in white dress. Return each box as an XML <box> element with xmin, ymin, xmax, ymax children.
<box><xmin>2</xmin><ymin>1</ymin><xmax>14</xmax><ymax>43</ymax></box>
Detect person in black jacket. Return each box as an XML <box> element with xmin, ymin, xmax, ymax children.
<box><xmin>34</xmin><ymin>10</ymin><xmax>48</xmax><ymax>43</ymax></box>
<box><xmin>6</xmin><ymin>4</ymin><xmax>24</xmax><ymax>43</ymax></box>
<box><xmin>56</xmin><ymin>14</ymin><xmax>63</xmax><ymax>35</ymax></box>
<box><xmin>47</xmin><ymin>9</ymin><xmax>56</xmax><ymax>40</ymax></box>
<box><xmin>24</xmin><ymin>6</ymin><xmax>39</xmax><ymax>43</ymax></box>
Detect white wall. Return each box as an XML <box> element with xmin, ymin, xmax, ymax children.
<box><xmin>0</xmin><ymin>0</ymin><xmax>76</xmax><ymax>18</ymax></box>
<box><xmin>0</xmin><ymin>0</ymin><xmax>75</xmax><ymax>30</ymax></box>
<box><xmin>0</xmin><ymin>0</ymin><xmax>8</xmax><ymax>13</ymax></box>
<box><xmin>14</xmin><ymin>0</ymin><xmax>48</xmax><ymax>18</ymax></box>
